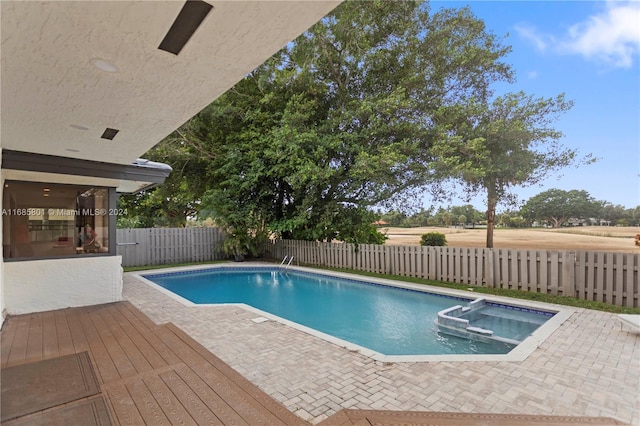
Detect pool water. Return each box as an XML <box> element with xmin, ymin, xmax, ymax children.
<box><xmin>144</xmin><ymin>268</ymin><xmax>553</xmax><ymax>356</ymax></box>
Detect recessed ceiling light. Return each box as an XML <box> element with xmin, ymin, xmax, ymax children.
<box><xmin>43</xmin><ymin>188</ymin><xmax>50</xmax><ymax>192</ymax></box>
<box><xmin>90</xmin><ymin>58</ymin><xmax>118</xmax><ymax>73</ymax></box>
<box><xmin>70</xmin><ymin>124</ymin><xmax>89</xmax><ymax>130</ymax></box>
<box><xmin>65</xmin><ymin>148</ymin><xmax>80</xmax><ymax>153</ymax></box>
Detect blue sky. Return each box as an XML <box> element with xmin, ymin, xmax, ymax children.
<box><xmin>423</xmin><ymin>0</ymin><xmax>640</xmax><ymax>212</ymax></box>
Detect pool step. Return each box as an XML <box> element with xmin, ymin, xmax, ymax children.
<box><xmin>436</xmin><ymin>298</ymin><xmax>523</xmax><ymax>344</ymax></box>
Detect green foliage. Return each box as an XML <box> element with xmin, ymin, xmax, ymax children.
<box><xmin>380</xmin><ymin>210</ymin><xmax>409</xmax><ymax>227</ymax></box>
<box><xmin>598</xmin><ymin>203</ymin><xmax>635</xmax><ymax>225</ymax></box>
<box><xmin>498</xmin><ymin>210</ymin><xmax>528</xmax><ymax>228</ymax></box>
<box><xmin>117</xmin><ymin>140</ymin><xmax>208</xmax><ymax>228</ymax></box>
<box><xmin>219</xmin><ymin>227</ymin><xmax>270</xmax><ymax>261</ymax></box>
<box><xmin>420</xmin><ymin>232</ymin><xmax>448</xmax><ymax>246</ymax></box>
<box><xmin>521</xmin><ymin>188</ymin><xmax>601</xmax><ymax>228</ymax></box>
<box><xmin>429</xmin><ymin>91</ymin><xmax>595</xmax><ymax>247</ymax></box>
<box><xmin>161</xmin><ymin>0</ymin><xmax>513</xmax><ymax>243</ymax></box>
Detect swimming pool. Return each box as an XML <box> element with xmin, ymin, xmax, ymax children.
<box><xmin>142</xmin><ymin>266</ymin><xmax>557</xmax><ymax>357</ymax></box>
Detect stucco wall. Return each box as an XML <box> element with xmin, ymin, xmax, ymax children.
<box><xmin>4</xmin><ymin>256</ymin><xmax>123</xmax><ymax>315</ymax></box>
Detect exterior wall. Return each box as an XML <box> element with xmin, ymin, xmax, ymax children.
<box><xmin>4</xmin><ymin>256</ymin><xmax>123</xmax><ymax>315</ymax></box>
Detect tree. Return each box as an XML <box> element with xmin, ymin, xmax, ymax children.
<box><xmin>118</xmin><ymin>140</ymin><xmax>208</xmax><ymax>227</ymax></box>
<box><xmin>449</xmin><ymin>204</ymin><xmax>483</xmax><ymax>227</ymax></box>
<box><xmin>521</xmin><ymin>189</ymin><xmax>600</xmax><ymax>228</ymax></box>
<box><xmin>381</xmin><ymin>210</ymin><xmax>408</xmax><ymax>227</ymax></box>
<box><xmin>599</xmin><ymin>203</ymin><xmax>628</xmax><ymax>225</ymax></box>
<box><xmin>430</xmin><ymin>91</ymin><xmax>594</xmax><ymax>247</ymax></box>
<box><xmin>498</xmin><ymin>210</ymin><xmax>527</xmax><ymax>228</ymax></box>
<box><xmin>166</xmin><ymin>0</ymin><xmax>513</xmax><ymax>243</ymax></box>
<box><xmin>405</xmin><ymin>208</ymin><xmax>434</xmax><ymax>227</ymax></box>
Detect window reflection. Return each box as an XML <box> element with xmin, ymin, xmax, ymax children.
<box><xmin>2</xmin><ymin>181</ymin><xmax>110</xmax><ymax>259</ymax></box>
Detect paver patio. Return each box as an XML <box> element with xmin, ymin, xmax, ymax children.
<box><xmin>124</xmin><ymin>268</ymin><xmax>639</xmax><ymax>425</ymax></box>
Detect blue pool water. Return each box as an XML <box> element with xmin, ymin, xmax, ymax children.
<box><xmin>144</xmin><ymin>268</ymin><xmax>553</xmax><ymax>356</ymax></box>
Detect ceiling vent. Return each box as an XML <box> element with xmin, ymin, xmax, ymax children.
<box><xmin>158</xmin><ymin>0</ymin><xmax>213</xmax><ymax>55</ymax></box>
<box><xmin>101</xmin><ymin>128</ymin><xmax>119</xmax><ymax>140</ymax></box>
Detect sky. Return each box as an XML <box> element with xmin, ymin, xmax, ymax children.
<box><xmin>421</xmin><ymin>0</ymin><xmax>640</xmax><ymax>213</ymax></box>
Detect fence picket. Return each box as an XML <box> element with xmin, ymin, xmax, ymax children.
<box><xmin>596</xmin><ymin>251</ymin><xmax>605</xmax><ymax>303</ymax></box>
<box><xmin>500</xmin><ymin>249</ymin><xmax>506</xmax><ymax>288</ymax></box>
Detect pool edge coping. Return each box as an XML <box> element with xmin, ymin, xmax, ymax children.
<box><xmin>128</xmin><ymin>262</ymin><xmax>575</xmax><ymax>363</ymax></box>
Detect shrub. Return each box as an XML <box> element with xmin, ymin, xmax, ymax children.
<box><xmin>420</xmin><ymin>232</ymin><xmax>447</xmax><ymax>246</ymax></box>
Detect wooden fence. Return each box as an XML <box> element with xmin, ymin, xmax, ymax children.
<box><xmin>113</xmin><ymin>229</ymin><xmax>638</xmax><ymax>307</ymax></box>
<box><xmin>116</xmin><ymin>227</ymin><xmax>225</xmax><ymax>267</ymax></box>
<box><xmin>268</xmin><ymin>240</ymin><xmax>639</xmax><ymax>308</ymax></box>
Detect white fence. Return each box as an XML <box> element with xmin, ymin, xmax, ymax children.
<box><xmin>268</xmin><ymin>240</ymin><xmax>639</xmax><ymax>308</ymax></box>
<box><xmin>116</xmin><ymin>227</ymin><xmax>225</xmax><ymax>267</ymax></box>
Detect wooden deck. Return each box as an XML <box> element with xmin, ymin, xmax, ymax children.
<box><xmin>1</xmin><ymin>301</ymin><xmax>627</xmax><ymax>426</ymax></box>
<box><xmin>318</xmin><ymin>409</ymin><xmax>627</xmax><ymax>425</ymax></box>
<box><xmin>0</xmin><ymin>301</ymin><xmax>307</xmax><ymax>425</ymax></box>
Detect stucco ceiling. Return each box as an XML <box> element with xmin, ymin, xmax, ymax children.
<box><xmin>1</xmin><ymin>0</ymin><xmax>340</xmax><ymax>165</ymax></box>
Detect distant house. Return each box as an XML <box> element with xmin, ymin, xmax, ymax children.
<box><xmin>567</xmin><ymin>218</ymin><xmax>588</xmax><ymax>227</ymax></box>
<box><xmin>373</xmin><ymin>220</ymin><xmax>389</xmax><ymax>226</ymax></box>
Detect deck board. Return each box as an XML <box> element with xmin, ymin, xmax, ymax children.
<box><xmin>143</xmin><ymin>374</ymin><xmax>198</xmax><ymax>425</ymax></box>
<box><xmin>113</xmin><ymin>302</ymin><xmax>182</xmax><ymax>366</ymax></box>
<box><xmin>74</xmin><ymin>306</ymin><xmax>121</xmax><ymax>384</ymax></box>
<box><xmin>319</xmin><ymin>409</ymin><xmax>628</xmax><ymax>425</ymax></box>
<box><xmin>161</xmin><ymin>322</ymin><xmax>308</xmax><ymax>425</ymax></box>
<box><xmin>1</xmin><ymin>301</ymin><xmax>309</xmax><ymax>425</ymax></box>
<box><xmin>4</xmin><ymin>314</ymin><xmax>31</xmax><ymax>367</ymax></box>
<box><xmin>97</xmin><ymin>305</ymin><xmax>153</xmax><ymax>374</ymax></box>
<box><xmin>87</xmin><ymin>307</ymin><xmax>137</xmax><ymax>379</ymax></box>
<box><xmin>41</xmin><ymin>310</ymin><xmax>59</xmax><ymax>360</ymax></box>
<box><xmin>25</xmin><ymin>314</ymin><xmax>43</xmax><ymax>362</ymax></box>
<box><xmin>108</xmin><ymin>304</ymin><xmax>168</xmax><ymax>369</ymax></box>
<box><xmin>0</xmin><ymin>311</ymin><xmax>19</xmax><ymax>367</ymax></box>
<box><xmin>158</xmin><ymin>369</ymin><xmax>227</xmax><ymax>426</ymax></box>
<box><xmin>106</xmin><ymin>383</ymin><xmax>145</xmax><ymax>425</ymax></box>
<box><xmin>157</xmin><ymin>323</ymin><xmax>307</xmax><ymax>426</ymax></box>
<box><xmin>172</xmin><ymin>363</ymin><xmax>251</xmax><ymax>425</ymax></box>
<box><xmin>54</xmin><ymin>308</ymin><xmax>75</xmax><ymax>358</ymax></box>
<box><xmin>124</xmin><ymin>379</ymin><xmax>173</xmax><ymax>426</ymax></box>
<box><xmin>65</xmin><ymin>307</ymin><xmax>91</xmax><ymax>357</ymax></box>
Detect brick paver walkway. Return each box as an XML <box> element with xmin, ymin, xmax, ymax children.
<box><xmin>124</xmin><ymin>270</ymin><xmax>639</xmax><ymax>425</ymax></box>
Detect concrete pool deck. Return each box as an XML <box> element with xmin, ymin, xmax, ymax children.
<box><xmin>124</xmin><ymin>265</ymin><xmax>639</xmax><ymax>425</ymax></box>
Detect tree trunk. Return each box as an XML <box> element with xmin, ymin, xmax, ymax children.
<box><xmin>486</xmin><ymin>185</ymin><xmax>498</xmax><ymax>248</ymax></box>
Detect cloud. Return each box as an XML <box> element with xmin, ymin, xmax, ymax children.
<box><xmin>527</xmin><ymin>71</ymin><xmax>538</xmax><ymax>79</ymax></box>
<box><xmin>561</xmin><ymin>1</ymin><xmax>640</xmax><ymax>68</ymax></box>
<box><xmin>515</xmin><ymin>1</ymin><xmax>640</xmax><ymax>69</ymax></box>
<box><xmin>514</xmin><ymin>23</ymin><xmax>553</xmax><ymax>51</ymax></box>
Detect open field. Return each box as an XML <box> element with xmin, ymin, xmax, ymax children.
<box><xmin>383</xmin><ymin>226</ymin><xmax>640</xmax><ymax>253</ymax></box>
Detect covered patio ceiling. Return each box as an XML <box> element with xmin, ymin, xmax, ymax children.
<box><xmin>1</xmin><ymin>0</ymin><xmax>340</xmax><ymax>165</ymax></box>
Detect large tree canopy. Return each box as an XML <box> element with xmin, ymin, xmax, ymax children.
<box><xmin>521</xmin><ymin>189</ymin><xmax>601</xmax><ymax>228</ymax></box>
<box><xmin>429</xmin><ymin>91</ymin><xmax>594</xmax><ymax>247</ymax></box>
<box><xmin>163</xmin><ymin>0</ymin><xmax>513</xmax><ymax>243</ymax></box>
